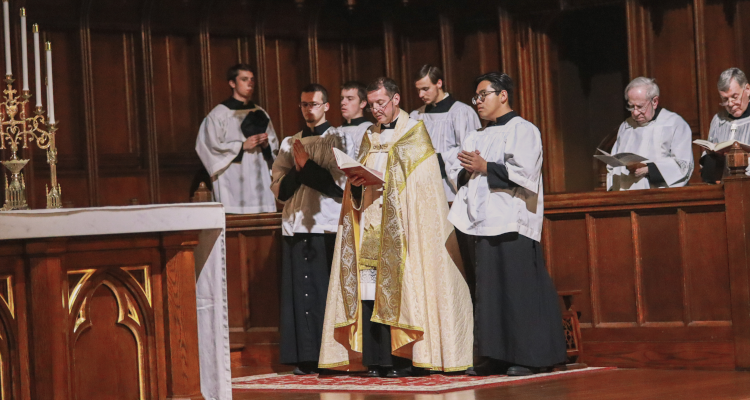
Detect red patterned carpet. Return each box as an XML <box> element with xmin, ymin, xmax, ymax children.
<box><xmin>232</xmin><ymin>367</ymin><xmax>614</xmax><ymax>394</ymax></box>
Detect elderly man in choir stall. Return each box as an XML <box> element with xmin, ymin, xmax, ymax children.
<box><xmin>606</xmin><ymin>77</ymin><xmax>693</xmax><ymax>191</ymax></box>
<box><xmin>700</xmin><ymin>67</ymin><xmax>750</xmax><ymax>183</ymax></box>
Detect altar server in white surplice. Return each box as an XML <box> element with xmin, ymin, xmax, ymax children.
<box><xmin>410</xmin><ymin>64</ymin><xmax>481</xmax><ymax>202</ymax></box>
<box><xmin>607</xmin><ymin>77</ymin><xmax>693</xmax><ymax>191</ymax></box>
<box><xmin>448</xmin><ymin>72</ymin><xmax>565</xmax><ymax>377</ymax></box>
<box><xmin>701</xmin><ymin>68</ymin><xmax>750</xmax><ymax>182</ymax></box>
<box><xmin>271</xmin><ymin>84</ymin><xmax>349</xmax><ymax>376</ymax></box>
<box><xmin>338</xmin><ymin>81</ymin><xmax>373</xmax><ymax>158</ymax></box>
<box><xmin>196</xmin><ymin>64</ymin><xmax>279</xmax><ymax>213</ymax></box>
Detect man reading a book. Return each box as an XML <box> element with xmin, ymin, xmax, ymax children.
<box><xmin>271</xmin><ymin>84</ymin><xmax>348</xmax><ymax>375</ymax></box>
<box><xmin>701</xmin><ymin>68</ymin><xmax>750</xmax><ymax>183</ymax></box>
<box><xmin>606</xmin><ymin>77</ymin><xmax>693</xmax><ymax>191</ymax></box>
<box><xmin>318</xmin><ymin>77</ymin><xmax>473</xmax><ymax>378</ymax></box>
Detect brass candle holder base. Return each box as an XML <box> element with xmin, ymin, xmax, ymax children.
<box><xmin>1</xmin><ymin>158</ymin><xmax>29</xmax><ymax>211</ymax></box>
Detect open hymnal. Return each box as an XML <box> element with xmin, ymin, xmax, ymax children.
<box><xmin>594</xmin><ymin>148</ymin><xmax>649</xmax><ymax>168</ymax></box>
<box><xmin>692</xmin><ymin>139</ymin><xmax>750</xmax><ymax>154</ymax></box>
<box><xmin>332</xmin><ymin>147</ymin><xmax>384</xmax><ymax>186</ymax></box>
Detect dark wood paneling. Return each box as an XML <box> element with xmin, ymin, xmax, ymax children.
<box><xmin>648</xmin><ymin>1</ymin><xmax>699</xmax><ymax>128</ymax></box>
<box><xmin>209</xmin><ymin>36</ymin><xmax>240</xmax><ymax>109</ymax></box>
<box><xmin>637</xmin><ymin>212</ymin><xmax>684</xmax><ymax>323</ymax></box>
<box><xmin>592</xmin><ymin>214</ymin><xmax>638</xmax><ymax>324</ymax></box>
<box><xmin>683</xmin><ymin>210</ymin><xmax>731</xmax><ymax>322</ymax></box>
<box><xmin>544</xmin><ymin>217</ymin><xmax>593</xmax><ymax>324</ymax></box>
<box><xmin>544</xmin><ymin>184</ymin><xmax>744</xmax><ymax>370</ymax></box>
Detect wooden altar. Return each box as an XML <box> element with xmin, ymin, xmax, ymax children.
<box><xmin>0</xmin><ymin>204</ymin><xmax>228</xmax><ymax>400</ymax></box>
<box><xmin>226</xmin><ymin>172</ymin><xmax>750</xmax><ymax>372</ymax></box>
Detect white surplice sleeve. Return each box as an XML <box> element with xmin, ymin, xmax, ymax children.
<box><xmin>442</xmin><ymin>106</ymin><xmax>482</xmax><ymax>190</ymax></box>
<box><xmin>504</xmin><ymin>122</ymin><xmax>543</xmax><ymax>193</ymax></box>
<box><xmin>650</xmin><ymin>118</ymin><xmax>694</xmax><ymax>187</ymax></box>
<box><xmin>195</xmin><ymin>114</ymin><xmax>243</xmax><ymax>177</ymax></box>
<box><xmin>265</xmin><ymin>112</ymin><xmax>280</xmax><ymax>158</ymax></box>
<box><xmin>606</xmin><ymin>123</ymin><xmax>626</xmax><ymax>191</ymax></box>
<box><xmin>270</xmin><ymin>136</ymin><xmax>295</xmax><ymax>201</ymax></box>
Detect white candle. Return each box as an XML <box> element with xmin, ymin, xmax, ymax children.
<box><xmin>20</xmin><ymin>8</ymin><xmax>27</xmax><ymax>90</ymax></box>
<box><xmin>2</xmin><ymin>0</ymin><xmax>10</xmax><ymax>76</ymax></box>
<box><xmin>33</xmin><ymin>24</ymin><xmax>40</xmax><ymax>107</ymax></box>
<box><xmin>45</xmin><ymin>41</ymin><xmax>53</xmax><ymax>124</ymax></box>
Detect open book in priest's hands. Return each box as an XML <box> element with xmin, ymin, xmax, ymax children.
<box><xmin>594</xmin><ymin>149</ymin><xmax>650</xmax><ymax>168</ymax></box>
<box><xmin>692</xmin><ymin>139</ymin><xmax>750</xmax><ymax>154</ymax></box>
<box><xmin>332</xmin><ymin>147</ymin><xmax>385</xmax><ymax>186</ymax></box>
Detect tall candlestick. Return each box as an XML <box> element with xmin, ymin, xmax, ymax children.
<box><xmin>20</xmin><ymin>8</ymin><xmax>27</xmax><ymax>90</ymax></box>
<box><xmin>2</xmin><ymin>0</ymin><xmax>10</xmax><ymax>76</ymax></box>
<box><xmin>33</xmin><ymin>24</ymin><xmax>40</xmax><ymax>107</ymax></box>
<box><xmin>45</xmin><ymin>41</ymin><xmax>53</xmax><ymax>124</ymax></box>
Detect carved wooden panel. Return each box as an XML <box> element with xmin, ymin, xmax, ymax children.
<box><xmin>68</xmin><ymin>267</ymin><xmax>154</xmax><ymax>400</ymax></box>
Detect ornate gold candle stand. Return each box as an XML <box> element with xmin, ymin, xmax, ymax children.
<box><xmin>0</xmin><ymin>75</ymin><xmax>59</xmax><ymax>210</ymax></box>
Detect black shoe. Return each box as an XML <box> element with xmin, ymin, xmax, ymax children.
<box><xmin>293</xmin><ymin>362</ymin><xmax>318</xmax><ymax>375</ymax></box>
<box><xmin>411</xmin><ymin>366</ymin><xmax>430</xmax><ymax>377</ymax></box>
<box><xmin>364</xmin><ymin>366</ymin><xmax>382</xmax><ymax>378</ymax></box>
<box><xmin>466</xmin><ymin>359</ymin><xmax>507</xmax><ymax>376</ymax></box>
<box><xmin>385</xmin><ymin>367</ymin><xmax>411</xmax><ymax>378</ymax></box>
<box><xmin>506</xmin><ymin>365</ymin><xmax>539</xmax><ymax>376</ymax></box>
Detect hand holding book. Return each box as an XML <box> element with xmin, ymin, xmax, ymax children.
<box><xmin>332</xmin><ymin>147</ymin><xmax>384</xmax><ymax>186</ymax></box>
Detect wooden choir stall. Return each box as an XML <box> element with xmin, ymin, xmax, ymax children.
<box><xmin>226</xmin><ymin>147</ymin><xmax>750</xmax><ymax>373</ymax></box>
<box><xmin>0</xmin><ymin>203</ymin><xmax>230</xmax><ymax>400</ymax></box>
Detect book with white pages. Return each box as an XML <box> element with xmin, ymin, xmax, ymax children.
<box><xmin>594</xmin><ymin>148</ymin><xmax>650</xmax><ymax>168</ymax></box>
<box><xmin>692</xmin><ymin>139</ymin><xmax>750</xmax><ymax>154</ymax></box>
<box><xmin>332</xmin><ymin>147</ymin><xmax>385</xmax><ymax>186</ymax></box>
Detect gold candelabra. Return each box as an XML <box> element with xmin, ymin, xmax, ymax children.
<box><xmin>0</xmin><ymin>74</ymin><xmax>59</xmax><ymax>210</ymax></box>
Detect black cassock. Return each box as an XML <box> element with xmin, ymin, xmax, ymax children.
<box><xmin>470</xmin><ymin>232</ymin><xmax>566</xmax><ymax>368</ymax></box>
<box><xmin>277</xmin><ymin>123</ymin><xmax>344</xmax><ymax>366</ymax></box>
<box><xmin>279</xmin><ymin>233</ymin><xmax>336</xmax><ymax>364</ymax></box>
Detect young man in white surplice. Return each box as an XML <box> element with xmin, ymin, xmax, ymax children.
<box><xmin>338</xmin><ymin>81</ymin><xmax>373</xmax><ymax>159</ymax></box>
<box><xmin>271</xmin><ymin>84</ymin><xmax>348</xmax><ymax>376</ymax></box>
<box><xmin>410</xmin><ymin>64</ymin><xmax>481</xmax><ymax>202</ymax></box>
<box><xmin>448</xmin><ymin>72</ymin><xmax>565</xmax><ymax>377</ymax></box>
<box><xmin>195</xmin><ymin>64</ymin><xmax>279</xmax><ymax>213</ymax></box>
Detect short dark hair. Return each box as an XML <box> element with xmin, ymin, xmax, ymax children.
<box><xmin>227</xmin><ymin>64</ymin><xmax>254</xmax><ymax>82</ymax></box>
<box><xmin>301</xmin><ymin>83</ymin><xmax>328</xmax><ymax>103</ymax></box>
<box><xmin>474</xmin><ymin>72</ymin><xmax>514</xmax><ymax>108</ymax></box>
<box><xmin>341</xmin><ymin>81</ymin><xmax>367</xmax><ymax>103</ymax></box>
<box><xmin>366</xmin><ymin>77</ymin><xmax>400</xmax><ymax>97</ymax></box>
<box><xmin>415</xmin><ymin>64</ymin><xmax>443</xmax><ymax>85</ymax></box>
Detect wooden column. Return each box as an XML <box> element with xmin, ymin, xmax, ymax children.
<box><xmin>26</xmin><ymin>238</ymin><xmax>70</xmax><ymax>400</ymax></box>
<box><xmin>724</xmin><ymin>147</ymin><xmax>750</xmax><ymax>369</ymax></box>
<box><xmin>160</xmin><ymin>232</ymin><xmax>204</xmax><ymax>400</ymax></box>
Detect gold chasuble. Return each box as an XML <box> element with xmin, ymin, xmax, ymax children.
<box><xmin>319</xmin><ymin>110</ymin><xmax>473</xmax><ymax>372</ymax></box>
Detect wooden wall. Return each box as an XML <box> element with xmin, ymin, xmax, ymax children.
<box><xmin>4</xmin><ymin>0</ymin><xmax>750</xmax><ymax>206</ymax></box>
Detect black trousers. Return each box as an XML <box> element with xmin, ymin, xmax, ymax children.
<box><xmin>361</xmin><ymin>300</ymin><xmax>411</xmax><ymax>368</ymax></box>
<box><xmin>279</xmin><ymin>233</ymin><xmax>336</xmax><ymax>365</ymax></box>
<box><xmin>472</xmin><ymin>232</ymin><xmax>566</xmax><ymax>368</ymax></box>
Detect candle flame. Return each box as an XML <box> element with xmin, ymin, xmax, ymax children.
<box><xmin>45</xmin><ymin>41</ymin><xmax>50</xmax><ymax>51</ymax></box>
<box><xmin>19</xmin><ymin>7</ymin><xmax>24</xmax><ymax>17</ymax></box>
<box><xmin>32</xmin><ymin>23</ymin><xmax>38</xmax><ymax>33</ymax></box>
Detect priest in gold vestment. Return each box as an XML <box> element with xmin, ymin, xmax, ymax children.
<box><xmin>318</xmin><ymin>77</ymin><xmax>473</xmax><ymax>377</ymax></box>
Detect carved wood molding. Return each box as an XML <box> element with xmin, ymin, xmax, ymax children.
<box><xmin>625</xmin><ymin>0</ymin><xmax>650</xmax><ymax>79</ymax></box>
<box><xmin>79</xmin><ymin>0</ymin><xmax>99</xmax><ymax>206</ymax></box>
<box><xmin>141</xmin><ymin>0</ymin><xmax>160</xmax><ymax>204</ymax></box>
<box><xmin>692</xmin><ymin>0</ymin><xmax>711</xmax><ymax>140</ymax></box>
<box><xmin>199</xmin><ymin>0</ymin><xmax>215</xmax><ymax>116</ymax></box>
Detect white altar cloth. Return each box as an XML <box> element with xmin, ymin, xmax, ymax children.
<box><xmin>0</xmin><ymin>203</ymin><xmax>232</xmax><ymax>400</ymax></box>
